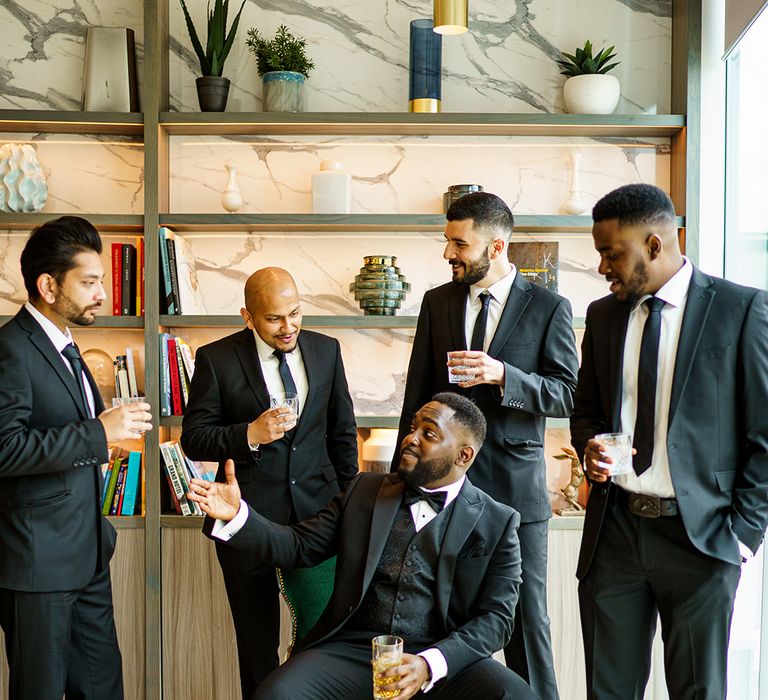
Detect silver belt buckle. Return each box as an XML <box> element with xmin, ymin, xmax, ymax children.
<box><xmin>628</xmin><ymin>494</ymin><xmax>661</xmax><ymax>518</ymax></box>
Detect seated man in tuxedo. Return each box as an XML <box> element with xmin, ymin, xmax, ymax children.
<box><xmin>188</xmin><ymin>392</ymin><xmax>538</xmax><ymax>700</ymax></box>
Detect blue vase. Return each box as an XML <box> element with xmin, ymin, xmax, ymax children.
<box><xmin>409</xmin><ymin>19</ymin><xmax>442</xmax><ymax>113</ymax></box>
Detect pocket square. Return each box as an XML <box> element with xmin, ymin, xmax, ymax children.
<box><xmin>458</xmin><ymin>537</ymin><xmax>487</xmax><ymax>559</ymax></box>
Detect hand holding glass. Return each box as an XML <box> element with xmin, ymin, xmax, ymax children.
<box><xmin>595</xmin><ymin>432</ymin><xmax>632</xmax><ymax>475</ymax></box>
<box><xmin>111</xmin><ymin>396</ymin><xmax>151</xmax><ymax>437</ymax></box>
<box><xmin>447</xmin><ymin>351</ymin><xmax>475</xmax><ymax>384</ymax></box>
<box><xmin>269</xmin><ymin>392</ymin><xmax>299</xmax><ymax>429</ymax></box>
<box><xmin>372</xmin><ymin>635</ymin><xmax>403</xmax><ymax>699</ymax></box>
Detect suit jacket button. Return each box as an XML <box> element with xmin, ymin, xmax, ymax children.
<box><xmin>348</xmin><ymin>605</ymin><xmax>354</xmax><ymax>613</ymax></box>
<box><xmin>290</xmin><ymin>478</ymin><xmax>296</xmax><ymax>485</ymax></box>
<box><xmin>291</xmin><ymin>446</ymin><xmax>297</xmax><ymax>452</ymax></box>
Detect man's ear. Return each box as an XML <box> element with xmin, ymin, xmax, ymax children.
<box><xmin>240</xmin><ymin>307</ymin><xmax>254</xmax><ymax>329</ymax></box>
<box><xmin>647</xmin><ymin>233</ymin><xmax>663</xmax><ymax>260</ymax></box>
<box><xmin>37</xmin><ymin>273</ymin><xmax>57</xmax><ymax>304</ymax></box>
<box><xmin>488</xmin><ymin>236</ymin><xmax>506</xmax><ymax>260</ymax></box>
<box><xmin>457</xmin><ymin>444</ymin><xmax>475</xmax><ymax>468</ymax></box>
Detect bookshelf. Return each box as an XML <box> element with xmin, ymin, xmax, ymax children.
<box><xmin>0</xmin><ymin>0</ymin><xmax>703</xmax><ymax>698</ymax></box>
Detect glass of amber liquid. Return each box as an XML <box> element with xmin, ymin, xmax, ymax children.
<box><xmin>372</xmin><ymin>634</ymin><xmax>403</xmax><ymax>699</ymax></box>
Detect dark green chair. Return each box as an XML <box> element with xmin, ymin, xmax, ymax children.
<box><xmin>276</xmin><ymin>557</ymin><xmax>336</xmax><ymax>658</ymax></box>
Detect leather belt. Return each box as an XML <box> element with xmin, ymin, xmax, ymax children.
<box><xmin>616</xmin><ymin>487</ymin><xmax>678</xmax><ymax>518</ymax></box>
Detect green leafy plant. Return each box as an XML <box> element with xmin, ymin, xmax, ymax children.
<box><xmin>178</xmin><ymin>0</ymin><xmax>246</xmax><ymax>77</ymax></box>
<box><xmin>557</xmin><ymin>40</ymin><xmax>620</xmax><ymax>77</ymax></box>
<box><xmin>245</xmin><ymin>24</ymin><xmax>315</xmax><ymax>77</ymax></box>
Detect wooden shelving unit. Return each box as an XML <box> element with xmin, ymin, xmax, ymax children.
<box><xmin>0</xmin><ymin>1</ymin><xmax>703</xmax><ymax>697</ymax></box>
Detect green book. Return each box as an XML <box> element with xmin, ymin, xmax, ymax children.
<box><xmin>102</xmin><ymin>456</ymin><xmax>123</xmax><ymax>516</ymax></box>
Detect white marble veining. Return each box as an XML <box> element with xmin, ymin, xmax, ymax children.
<box><xmin>0</xmin><ymin>0</ymin><xmax>144</xmax><ymax>110</ymax></box>
<box><xmin>169</xmin><ymin>0</ymin><xmax>670</xmax><ymax>113</ymax></box>
<box><xmin>0</xmin><ymin>134</ymin><xmax>143</xmax><ymax>213</ymax></box>
<box><xmin>169</xmin><ymin>134</ymin><xmax>669</xmax><ymax>215</ymax></box>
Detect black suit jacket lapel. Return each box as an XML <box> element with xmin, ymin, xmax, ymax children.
<box><xmin>436</xmin><ymin>480</ymin><xmax>483</xmax><ymax>622</ymax></box>
<box><xmin>608</xmin><ymin>301</ymin><xmax>631</xmax><ymax>431</ymax></box>
<box><xmin>293</xmin><ymin>332</ymin><xmax>316</xmax><ymax>441</ymax></box>
<box><xmin>487</xmin><ymin>273</ymin><xmax>532</xmax><ymax>357</ymax></box>
<box><xmin>234</xmin><ymin>329</ymin><xmax>270</xmax><ymax>412</ymax></box>
<box><xmin>669</xmin><ymin>269</ymin><xmax>715</xmax><ymax>426</ymax></box>
<box><xmin>17</xmin><ymin>308</ymin><xmax>91</xmax><ymax>419</ymax></box>
<box><xmin>361</xmin><ymin>476</ymin><xmax>404</xmax><ymax>594</ymax></box>
<box><xmin>447</xmin><ymin>285</ymin><xmax>468</xmax><ymax>351</ymax></box>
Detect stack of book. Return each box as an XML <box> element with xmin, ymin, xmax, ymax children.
<box><xmin>101</xmin><ymin>449</ymin><xmax>144</xmax><ymax>516</ymax></box>
<box><xmin>159</xmin><ymin>334</ymin><xmax>194</xmax><ymax>415</ymax></box>
<box><xmin>113</xmin><ymin>347</ymin><xmax>142</xmax><ymax>399</ymax></box>
<box><xmin>159</xmin><ymin>227</ymin><xmax>207</xmax><ymax>315</ymax></box>
<box><xmin>159</xmin><ymin>440</ymin><xmax>216</xmax><ymax>516</ymax></box>
<box><xmin>111</xmin><ymin>239</ymin><xmax>144</xmax><ymax>316</ymax></box>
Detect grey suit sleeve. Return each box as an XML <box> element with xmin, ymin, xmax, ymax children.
<box><xmin>500</xmin><ymin>296</ymin><xmax>579</xmax><ymax>417</ymax></box>
<box><xmin>180</xmin><ymin>347</ymin><xmax>257</xmax><ymax>463</ymax></box>
<box><xmin>732</xmin><ymin>290</ymin><xmax>768</xmax><ymax>552</ymax></box>
<box><xmin>0</xmin><ymin>339</ymin><xmax>108</xmax><ymax>477</ymax></box>
<box><xmin>431</xmin><ymin>510</ymin><xmax>522</xmax><ymax>677</ymax></box>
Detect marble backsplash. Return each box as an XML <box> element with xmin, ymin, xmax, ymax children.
<box><xmin>170</xmin><ymin>0</ymin><xmax>671</xmax><ymax>114</ymax></box>
<box><xmin>170</xmin><ymin>134</ymin><xmax>669</xmax><ymax>215</ymax></box>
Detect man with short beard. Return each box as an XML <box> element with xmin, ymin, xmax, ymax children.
<box><xmin>188</xmin><ymin>392</ymin><xmax>537</xmax><ymax>700</ymax></box>
<box><xmin>0</xmin><ymin>216</ymin><xmax>152</xmax><ymax>699</ymax></box>
<box><xmin>571</xmin><ymin>184</ymin><xmax>768</xmax><ymax>699</ymax></box>
<box><xmin>394</xmin><ymin>192</ymin><xmax>579</xmax><ymax>699</ymax></box>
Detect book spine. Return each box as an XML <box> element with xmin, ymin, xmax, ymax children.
<box><xmin>167</xmin><ymin>338</ymin><xmax>183</xmax><ymax>416</ymax></box>
<box><xmin>111</xmin><ymin>243</ymin><xmax>122</xmax><ymax>316</ymax></box>
<box><xmin>112</xmin><ymin>459</ymin><xmax>127</xmax><ymax>515</ymax></box>
<box><xmin>159</xmin><ymin>334</ymin><xmax>172</xmax><ymax>416</ymax></box>
<box><xmin>137</xmin><ymin>235</ymin><xmax>144</xmax><ymax>317</ymax></box>
<box><xmin>166</xmin><ymin>234</ymin><xmax>181</xmax><ymax>315</ymax></box>
<box><xmin>121</xmin><ymin>451</ymin><xmax>141</xmax><ymax>516</ymax></box>
<box><xmin>175</xmin><ymin>340</ymin><xmax>189</xmax><ymax>408</ymax></box>
<box><xmin>170</xmin><ymin>443</ymin><xmax>200</xmax><ymax>515</ymax></box>
<box><xmin>176</xmin><ymin>336</ymin><xmax>196</xmax><ymax>380</ymax></box>
<box><xmin>159</xmin><ymin>442</ymin><xmax>191</xmax><ymax>516</ymax></box>
<box><xmin>102</xmin><ymin>456</ymin><xmax>122</xmax><ymax>515</ymax></box>
<box><xmin>125</xmin><ymin>347</ymin><xmax>139</xmax><ymax>398</ymax></box>
<box><xmin>116</xmin><ymin>355</ymin><xmax>130</xmax><ymax>399</ymax></box>
<box><xmin>121</xmin><ymin>244</ymin><xmax>136</xmax><ymax>316</ymax></box>
<box><xmin>159</xmin><ymin>227</ymin><xmax>175</xmax><ymax>315</ymax></box>
<box><xmin>101</xmin><ymin>461</ymin><xmax>114</xmax><ymax>509</ymax></box>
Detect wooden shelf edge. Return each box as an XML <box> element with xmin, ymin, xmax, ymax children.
<box><xmin>0</xmin><ymin>213</ymin><xmax>144</xmax><ymax>232</ymax></box>
<box><xmin>161</xmin><ymin>514</ymin><xmax>205</xmax><ymax>528</ymax></box>
<box><xmin>1</xmin><ymin>314</ymin><xmax>143</xmax><ymax>329</ymax></box>
<box><xmin>0</xmin><ymin>110</ymin><xmax>143</xmax><ymax>136</ymax></box>
<box><xmin>106</xmin><ymin>515</ymin><xmax>146</xmax><ymax>529</ymax></box>
<box><xmin>159</xmin><ymin>315</ymin><xmax>418</xmax><ymax>328</ymax></box>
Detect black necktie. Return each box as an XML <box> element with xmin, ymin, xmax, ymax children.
<box><xmin>273</xmin><ymin>350</ymin><xmax>298</xmax><ymax>397</ymax></box>
<box><xmin>62</xmin><ymin>343</ymin><xmax>92</xmax><ymax>418</ymax></box>
<box><xmin>403</xmin><ymin>486</ymin><xmax>447</xmax><ymax>512</ymax></box>
<box><xmin>470</xmin><ymin>291</ymin><xmax>492</xmax><ymax>351</ymax></box>
<box><xmin>632</xmin><ymin>297</ymin><xmax>665</xmax><ymax>475</ymax></box>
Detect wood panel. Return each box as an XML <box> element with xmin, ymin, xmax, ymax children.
<box><xmin>0</xmin><ymin>526</ymin><xmax>146</xmax><ymax>699</ymax></box>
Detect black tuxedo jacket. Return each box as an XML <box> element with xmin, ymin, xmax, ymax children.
<box><xmin>181</xmin><ymin>328</ymin><xmax>358</xmax><ymax>526</ymax></box>
<box><xmin>571</xmin><ymin>268</ymin><xmax>768</xmax><ymax>578</ymax></box>
<box><xmin>221</xmin><ymin>472</ymin><xmax>522</xmax><ymax>679</ymax></box>
<box><xmin>0</xmin><ymin>307</ymin><xmax>114</xmax><ymax>591</ymax></box>
<box><xmin>396</xmin><ymin>276</ymin><xmax>579</xmax><ymax>522</ymax></box>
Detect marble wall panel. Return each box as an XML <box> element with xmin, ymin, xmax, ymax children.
<box><xmin>169</xmin><ymin>0</ymin><xmax>671</xmax><ymax>114</ymax></box>
<box><xmin>0</xmin><ymin>231</ymin><xmax>143</xmax><ymax>314</ymax></box>
<box><xmin>0</xmin><ymin>0</ymin><xmax>144</xmax><ymax>110</ymax></box>
<box><xmin>169</xmin><ymin>134</ymin><xmax>669</xmax><ymax>215</ymax></box>
<box><xmin>0</xmin><ymin>134</ymin><xmax>144</xmax><ymax>213</ymax></box>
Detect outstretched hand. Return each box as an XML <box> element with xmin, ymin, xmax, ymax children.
<box><xmin>187</xmin><ymin>459</ymin><xmax>241</xmax><ymax>521</ymax></box>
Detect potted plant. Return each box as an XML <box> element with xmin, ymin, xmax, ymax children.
<box><xmin>245</xmin><ymin>24</ymin><xmax>315</xmax><ymax>113</ymax></box>
<box><xmin>556</xmin><ymin>40</ymin><xmax>620</xmax><ymax>114</ymax></box>
<box><xmin>179</xmin><ymin>0</ymin><xmax>246</xmax><ymax>112</ymax></box>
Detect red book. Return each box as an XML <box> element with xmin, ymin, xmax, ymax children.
<box><xmin>167</xmin><ymin>337</ymin><xmax>183</xmax><ymax>416</ymax></box>
<box><xmin>137</xmin><ymin>236</ymin><xmax>145</xmax><ymax>316</ymax></box>
<box><xmin>111</xmin><ymin>243</ymin><xmax>122</xmax><ymax>316</ymax></box>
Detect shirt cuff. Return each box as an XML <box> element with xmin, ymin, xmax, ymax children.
<box><xmin>418</xmin><ymin>648</ymin><xmax>447</xmax><ymax>693</ymax></box>
<box><xmin>211</xmin><ymin>499</ymin><xmax>249</xmax><ymax>541</ymax></box>
<box><xmin>738</xmin><ymin>539</ymin><xmax>753</xmax><ymax>561</ymax></box>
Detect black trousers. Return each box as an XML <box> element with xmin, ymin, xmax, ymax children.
<box><xmin>0</xmin><ymin>564</ymin><xmax>123</xmax><ymax>700</ymax></box>
<box><xmin>253</xmin><ymin>630</ymin><xmax>538</xmax><ymax>700</ymax></box>
<box><xmin>578</xmin><ymin>490</ymin><xmax>742</xmax><ymax>700</ymax></box>
<box><xmin>216</xmin><ymin>539</ymin><xmax>281</xmax><ymax>700</ymax></box>
<box><xmin>503</xmin><ymin>519</ymin><xmax>559</xmax><ymax>700</ymax></box>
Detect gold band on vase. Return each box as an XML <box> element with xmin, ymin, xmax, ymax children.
<box><xmin>433</xmin><ymin>0</ymin><xmax>468</xmax><ymax>35</ymax></box>
<box><xmin>409</xmin><ymin>98</ymin><xmax>442</xmax><ymax>113</ymax></box>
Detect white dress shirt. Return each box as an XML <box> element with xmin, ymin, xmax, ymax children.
<box><xmin>464</xmin><ymin>266</ymin><xmax>517</xmax><ymax>352</ymax></box>
<box><xmin>25</xmin><ymin>302</ymin><xmax>96</xmax><ymax>417</ymax></box>
<box><xmin>614</xmin><ymin>259</ymin><xmax>692</xmax><ymax>497</ymax></box>
<box><xmin>213</xmin><ymin>475</ymin><xmax>467</xmax><ymax>692</ymax></box>
<box><xmin>252</xmin><ymin>330</ymin><xmax>309</xmax><ymax>418</ymax></box>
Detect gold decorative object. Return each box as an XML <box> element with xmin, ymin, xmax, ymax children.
<box><xmin>554</xmin><ymin>446</ymin><xmax>585</xmax><ymax>516</ymax></box>
<box><xmin>349</xmin><ymin>255</ymin><xmax>410</xmax><ymax>316</ymax></box>
<box><xmin>433</xmin><ymin>0</ymin><xmax>468</xmax><ymax>35</ymax></box>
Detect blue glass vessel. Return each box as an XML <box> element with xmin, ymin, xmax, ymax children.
<box><xmin>409</xmin><ymin>19</ymin><xmax>442</xmax><ymax>113</ymax></box>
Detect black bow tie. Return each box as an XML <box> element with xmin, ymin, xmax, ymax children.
<box><xmin>403</xmin><ymin>486</ymin><xmax>447</xmax><ymax>512</ymax></box>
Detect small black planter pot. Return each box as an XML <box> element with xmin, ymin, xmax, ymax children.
<box><xmin>196</xmin><ymin>76</ymin><xmax>230</xmax><ymax>112</ymax></box>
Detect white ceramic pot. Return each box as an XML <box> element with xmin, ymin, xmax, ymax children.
<box><xmin>563</xmin><ymin>74</ymin><xmax>620</xmax><ymax>115</ymax></box>
<box><xmin>361</xmin><ymin>429</ymin><xmax>399</xmax><ymax>473</ymax></box>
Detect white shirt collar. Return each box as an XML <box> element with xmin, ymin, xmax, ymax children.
<box><xmin>24</xmin><ymin>301</ymin><xmax>73</xmax><ymax>353</ymax></box>
<box><xmin>469</xmin><ymin>265</ymin><xmax>516</xmax><ymax>305</ymax></box>
<box><xmin>632</xmin><ymin>257</ymin><xmax>693</xmax><ymax>312</ymax></box>
<box><xmin>419</xmin><ymin>474</ymin><xmax>466</xmax><ymax>507</ymax></box>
